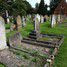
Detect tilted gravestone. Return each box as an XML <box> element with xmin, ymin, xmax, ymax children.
<box><xmin>0</xmin><ymin>16</ymin><xmax>8</xmax><ymax>50</ymax></box>
<box><xmin>9</xmin><ymin>32</ymin><xmax>22</xmax><ymax>47</ymax></box>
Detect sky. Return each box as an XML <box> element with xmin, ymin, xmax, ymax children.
<box><xmin>26</xmin><ymin>0</ymin><xmax>50</xmax><ymax>8</ymax></box>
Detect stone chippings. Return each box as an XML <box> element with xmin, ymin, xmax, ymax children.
<box><xmin>0</xmin><ymin>49</ymin><xmax>27</xmax><ymax>67</ymax></box>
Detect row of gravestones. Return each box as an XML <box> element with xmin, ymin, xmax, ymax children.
<box><xmin>0</xmin><ymin>13</ymin><xmax>65</xmax><ymax>50</ymax></box>
<box><xmin>0</xmin><ymin>14</ymin><xmax>44</xmax><ymax>50</ymax></box>
<box><xmin>50</xmin><ymin>14</ymin><xmax>65</xmax><ymax>28</ymax></box>
<box><xmin>4</xmin><ymin>13</ymin><xmax>65</xmax><ymax>32</ymax></box>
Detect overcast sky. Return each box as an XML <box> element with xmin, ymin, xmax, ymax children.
<box><xmin>27</xmin><ymin>0</ymin><xmax>50</xmax><ymax>8</ymax></box>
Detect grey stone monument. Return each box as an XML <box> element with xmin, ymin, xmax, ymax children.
<box><xmin>51</xmin><ymin>15</ymin><xmax>57</xmax><ymax>28</ymax></box>
<box><xmin>0</xmin><ymin>16</ymin><xmax>8</xmax><ymax>50</ymax></box>
<box><xmin>34</xmin><ymin>14</ymin><xmax>41</xmax><ymax>40</ymax></box>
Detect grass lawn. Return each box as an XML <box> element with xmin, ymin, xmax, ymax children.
<box><xmin>0</xmin><ymin>64</ymin><xmax>5</xmax><ymax>67</ymax></box>
<box><xmin>5</xmin><ymin>20</ymin><xmax>67</xmax><ymax>67</ymax></box>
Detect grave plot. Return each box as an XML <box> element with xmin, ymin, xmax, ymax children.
<box><xmin>24</xmin><ymin>32</ymin><xmax>64</xmax><ymax>48</ymax></box>
<box><xmin>9</xmin><ymin>32</ymin><xmax>64</xmax><ymax>67</ymax></box>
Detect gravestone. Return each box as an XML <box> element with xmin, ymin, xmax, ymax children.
<box><xmin>35</xmin><ymin>14</ymin><xmax>40</xmax><ymax>32</ymax></box>
<box><xmin>40</xmin><ymin>15</ymin><xmax>44</xmax><ymax>23</ymax></box>
<box><xmin>45</xmin><ymin>15</ymin><xmax>49</xmax><ymax>21</ymax></box>
<box><xmin>0</xmin><ymin>16</ymin><xmax>8</xmax><ymax>50</ymax></box>
<box><xmin>57</xmin><ymin>15</ymin><xmax>61</xmax><ymax>23</ymax></box>
<box><xmin>29</xmin><ymin>14</ymin><xmax>41</xmax><ymax>40</ymax></box>
<box><xmin>51</xmin><ymin>15</ymin><xmax>57</xmax><ymax>28</ymax></box>
<box><xmin>16</xmin><ymin>15</ymin><xmax>22</xmax><ymax>29</ymax></box>
<box><xmin>6</xmin><ymin>10</ymin><xmax>10</xmax><ymax>24</ymax></box>
<box><xmin>34</xmin><ymin>14</ymin><xmax>41</xmax><ymax>40</ymax></box>
<box><xmin>22</xmin><ymin>16</ymin><xmax>26</xmax><ymax>27</ymax></box>
<box><xmin>9</xmin><ymin>32</ymin><xmax>22</xmax><ymax>47</ymax></box>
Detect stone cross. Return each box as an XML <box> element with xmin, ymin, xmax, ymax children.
<box><xmin>0</xmin><ymin>16</ymin><xmax>8</xmax><ymax>50</ymax></box>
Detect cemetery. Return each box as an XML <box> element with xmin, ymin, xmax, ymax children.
<box><xmin>0</xmin><ymin>0</ymin><xmax>67</xmax><ymax>67</ymax></box>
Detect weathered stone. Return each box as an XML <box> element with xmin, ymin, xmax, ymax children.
<box><xmin>0</xmin><ymin>16</ymin><xmax>8</xmax><ymax>50</ymax></box>
<box><xmin>51</xmin><ymin>15</ymin><xmax>57</xmax><ymax>28</ymax></box>
<box><xmin>40</xmin><ymin>15</ymin><xmax>44</xmax><ymax>23</ymax></box>
<box><xmin>16</xmin><ymin>15</ymin><xmax>22</xmax><ymax>29</ymax></box>
<box><xmin>6</xmin><ymin>10</ymin><xmax>10</xmax><ymax>24</ymax></box>
<box><xmin>22</xmin><ymin>16</ymin><xmax>26</xmax><ymax>27</ymax></box>
<box><xmin>9</xmin><ymin>32</ymin><xmax>22</xmax><ymax>47</ymax></box>
<box><xmin>34</xmin><ymin>14</ymin><xmax>41</xmax><ymax>40</ymax></box>
<box><xmin>0</xmin><ymin>49</ymin><xmax>26</xmax><ymax>67</ymax></box>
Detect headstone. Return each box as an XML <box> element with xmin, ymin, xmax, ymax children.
<box><xmin>40</xmin><ymin>15</ymin><xmax>44</xmax><ymax>23</ymax></box>
<box><xmin>34</xmin><ymin>14</ymin><xmax>41</xmax><ymax>40</ymax></box>
<box><xmin>51</xmin><ymin>15</ymin><xmax>57</xmax><ymax>28</ymax></box>
<box><xmin>22</xmin><ymin>16</ymin><xmax>26</xmax><ymax>27</ymax></box>
<box><xmin>35</xmin><ymin>14</ymin><xmax>40</xmax><ymax>32</ymax></box>
<box><xmin>9</xmin><ymin>32</ymin><xmax>22</xmax><ymax>47</ymax></box>
<box><xmin>16</xmin><ymin>15</ymin><xmax>22</xmax><ymax>29</ymax></box>
<box><xmin>6</xmin><ymin>10</ymin><xmax>10</xmax><ymax>24</ymax></box>
<box><xmin>57</xmin><ymin>15</ymin><xmax>61</xmax><ymax>23</ymax></box>
<box><xmin>0</xmin><ymin>16</ymin><xmax>8</xmax><ymax>50</ymax></box>
<box><xmin>45</xmin><ymin>15</ymin><xmax>49</xmax><ymax>21</ymax></box>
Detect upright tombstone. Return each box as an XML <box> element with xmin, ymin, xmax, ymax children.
<box><xmin>22</xmin><ymin>16</ymin><xmax>26</xmax><ymax>27</ymax></box>
<box><xmin>6</xmin><ymin>10</ymin><xmax>10</xmax><ymax>24</ymax></box>
<box><xmin>57</xmin><ymin>15</ymin><xmax>61</xmax><ymax>23</ymax></box>
<box><xmin>0</xmin><ymin>16</ymin><xmax>8</xmax><ymax>50</ymax></box>
<box><xmin>40</xmin><ymin>15</ymin><xmax>44</xmax><ymax>23</ymax></box>
<box><xmin>16</xmin><ymin>15</ymin><xmax>22</xmax><ymax>29</ymax></box>
<box><xmin>51</xmin><ymin>15</ymin><xmax>57</xmax><ymax>28</ymax></box>
<box><xmin>35</xmin><ymin>14</ymin><xmax>41</xmax><ymax>40</ymax></box>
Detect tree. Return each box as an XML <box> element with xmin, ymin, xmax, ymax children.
<box><xmin>11</xmin><ymin>0</ymin><xmax>27</xmax><ymax>17</ymax></box>
<box><xmin>37</xmin><ymin>0</ymin><xmax>45</xmax><ymax>15</ymax></box>
<box><xmin>50</xmin><ymin>0</ymin><xmax>60</xmax><ymax>14</ymax></box>
<box><xmin>24</xmin><ymin>1</ymin><xmax>32</xmax><ymax>14</ymax></box>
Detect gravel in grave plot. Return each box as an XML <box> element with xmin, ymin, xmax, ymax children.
<box><xmin>10</xmin><ymin>42</ymin><xmax>54</xmax><ymax>59</ymax></box>
<box><xmin>0</xmin><ymin>49</ymin><xmax>37</xmax><ymax>67</ymax></box>
<box><xmin>9</xmin><ymin>48</ymin><xmax>46</xmax><ymax>67</ymax></box>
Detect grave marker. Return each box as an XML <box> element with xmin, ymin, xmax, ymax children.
<box><xmin>40</xmin><ymin>15</ymin><xmax>44</xmax><ymax>23</ymax></box>
<box><xmin>16</xmin><ymin>15</ymin><xmax>22</xmax><ymax>29</ymax></box>
<box><xmin>22</xmin><ymin>16</ymin><xmax>26</xmax><ymax>27</ymax></box>
<box><xmin>51</xmin><ymin>15</ymin><xmax>57</xmax><ymax>28</ymax></box>
<box><xmin>34</xmin><ymin>14</ymin><xmax>41</xmax><ymax>40</ymax></box>
<box><xmin>9</xmin><ymin>32</ymin><xmax>22</xmax><ymax>47</ymax></box>
<box><xmin>0</xmin><ymin>16</ymin><xmax>8</xmax><ymax>50</ymax></box>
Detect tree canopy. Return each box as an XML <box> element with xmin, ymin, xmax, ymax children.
<box><xmin>50</xmin><ymin>0</ymin><xmax>60</xmax><ymax>14</ymax></box>
<box><xmin>0</xmin><ymin>0</ymin><xmax>32</xmax><ymax>16</ymax></box>
<box><xmin>37</xmin><ymin>0</ymin><xmax>45</xmax><ymax>15</ymax></box>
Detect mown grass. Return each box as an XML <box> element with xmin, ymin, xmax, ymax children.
<box><xmin>5</xmin><ymin>19</ymin><xmax>67</xmax><ymax>67</ymax></box>
<box><xmin>0</xmin><ymin>64</ymin><xmax>5</xmax><ymax>67</ymax></box>
<box><xmin>40</xmin><ymin>21</ymin><xmax>67</xmax><ymax>67</ymax></box>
